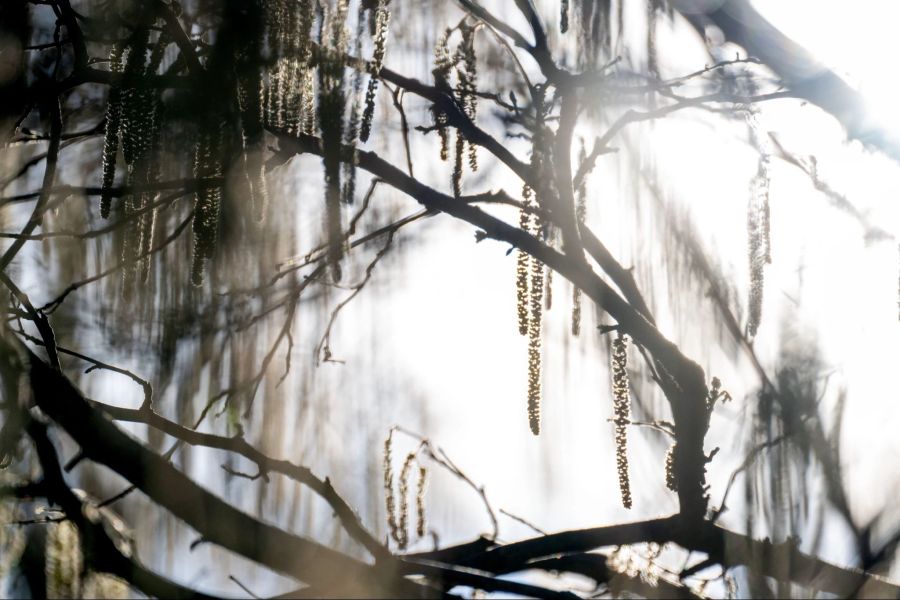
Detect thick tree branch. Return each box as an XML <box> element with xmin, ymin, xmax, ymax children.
<box><xmin>16</xmin><ymin>343</ymin><xmax>435</xmax><ymax>597</ymax></box>
<box><xmin>410</xmin><ymin>515</ymin><xmax>900</xmax><ymax>598</ymax></box>
<box><xmin>24</xmin><ymin>417</ymin><xmax>224</xmax><ymax>599</ymax></box>
<box><xmin>93</xmin><ymin>400</ymin><xmax>389</xmax><ymax>562</ymax></box>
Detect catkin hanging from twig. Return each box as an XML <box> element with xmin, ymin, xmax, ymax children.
<box><xmin>612</xmin><ymin>332</ymin><xmax>632</xmax><ymax>508</ymax></box>
<box><xmin>119</xmin><ymin>28</ymin><xmax>150</xmax><ymax>169</ymax></box>
<box><xmin>746</xmin><ymin>109</ymin><xmax>771</xmax><ymax>337</ymax></box>
<box><xmin>524</xmin><ymin>183</ymin><xmax>544</xmax><ymax>436</ymax></box>
<box><xmin>100</xmin><ymin>43</ymin><xmax>124</xmax><ymax>218</ymax></box>
<box><xmin>527</xmin><ymin>235</ymin><xmax>544</xmax><ymax>436</ymax></box>
<box><xmin>397</xmin><ymin>452</ymin><xmax>416</xmax><ymax>550</ymax></box>
<box><xmin>415</xmin><ymin>465</ymin><xmax>428</xmax><ymax>539</ymax></box>
<box><xmin>432</xmin><ymin>29</ymin><xmax>452</xmax><ymax>162</ymax></box>
<box><xmin>458</xmin><ymin>24</ymin><xmax>478</xmax><ymax>172</ymax></box>
<box><xmin>516</xmin><ymin>199</ymin><xmax>531</xmax><ymax>337</ymax></box>
<box><xmin>133</xmin><ymin>29</ymin><xmax>169</xmax><ymax>283</ymax></box>
<box><xmin>382</xmin><ymin>431</ymin><xmax>426</xmax><ymax>551</ymax></box>
<box><xmin>360</xmin><ymin>0</ymin><xmax>390</xmax><ymax>142</ymax></box>
<box><xmin>452</xmin><ymin>130</ymin><xmax>464</xmax><ymax>198</ymax></box>
<box><xmin>190</xmin><ymin>123</ymin><xmax>223</xmax><ymax>286</ymax></box>
<box><xmin>383</xmin><ymin>433</ymin><xmax>399</xmax><ymax>544</ymax></box>
<box><xmin>664</xmin><ymin>443</ymin><xmax>677</xmax><ymax>491</ymax></box>
<box><xmin>118</xmin><ymin>25</ymin><xmax>164</xmax><ymax>294</ymax></box>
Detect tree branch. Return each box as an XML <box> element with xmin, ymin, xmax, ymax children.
<box><xmin>16</xmin><ymin>343</ymin><xmax>434</xmax><ymax>597</ymax></box>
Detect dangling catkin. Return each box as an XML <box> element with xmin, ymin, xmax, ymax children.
<box><xmin>293</xmin><ymin>2</ymin><xmax>316</xmax><ymax>134</ymax></box>
<box><xmin>119</xmin><ymin>27</ymin><xmax>150</xmax><ymax>169</ymax></box>
<box><xmin>432</xmin><ymin>29</ymin><xmax>452</xmax><ymax>161</ymax></box>
<box><xmin>457</xmin><ymin>23</ymin><xmax>478</xmax><ymax>172</ymax></box>
<box><xmin>130</xmin><ymin>28</ymin><xmax>169</xmax><ymax>283</ymax></box>
<box><xmin>283</xmin><ymin>10</ymin><xmax>302</xmax><ymax>135</ymax></box>
<box><xmin>118</xmin><ymin>24</ymin><xmax>161</xmax><ymax>295</ymax></box>
<box><xmin>383</xmin><ymin>433</ymin><xmax>399</xmax><ymax>544</ymax></box>
<box><xmin>746</xmin><ymin>109</ymin><xmax>771</xmax><ymax>337</ymax></box>
<box><xmin>397</xmin><ymin>452</ymin><xmax>416</xmax><ymax>550</ymax></box>
<box><xmin>544</xmin><ymin>264</ymin><xmax>553</xmax><ymax>311</ymax></box>
<box><xmin>664</xmin><ymin>443</ymin><xmax>677</xmax><ymax>491</ymax></box>
<box><xmin>190</xmin><ymin>123</ymin><xmax>223</xmax><ymax>286</ymax></box>
<box><xmin>516</xmin><ymin>214</ymin><xmax>531</xmax><ymax>336</ymax></box>
<box><xmin>516</xmin><ymin>184</ymin><xmax>535</xmax><ymax>336</ymax></box>
<box><xmin>415</xmin><ymin>465</ymin><xmax>428</xmax><ymax>539</ymax></box>
<box><xmin>263</xmin><ymin>0</ymin><xmax>284</xmax><ymax>127</ymax></box>
<box><xmin>360</xmin><ymin>0</ymin><xmax>391</xmax><ymax>142</ymax></box>
<box><xmin>100</xmin><ymin>43</ymin><xmax>124</xmax><ymax>218</ymax></box>
<box><xmin>527</xmin><ymin>260</ymin><xmax>543</xmax><ymax>435</ymax></box>
<box><xmin>746</xmin><ymin>194</ymin><xmax>764</xmax><ymax>337</ymax></box>
<box><xmin>527</xmin><ymin>201</ymin><xmax>544</xmax><ymax>436</ymax></box>
<box><xmin>611</xmin><ymin>332</ymin><xmax>632</xmax><ymax>508</ymax></box>
<box><xmin>452</xmin><ymin>130</ymin><xmax>464</xmax><ymax>197</ymax></box>
<box><xmin>571</xmin><ymin>284</ymin><xmax>582</xmax><ymax>336</ymax></box>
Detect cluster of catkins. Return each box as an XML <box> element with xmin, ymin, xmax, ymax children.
<box><xmin>99</xmin><ymin>1</ymin><xmax>396</xmax><ymax>287</ymax></box>
<box><xmin>431</xmin><ymin>22</ymin><xmax>479</xmax><ymax>198</ymax></box>
<box><xmin>383</xmin><ymin>433</ymin><xmax>428</xmax><ymax>550</ymax></box>
<box><xmin>516</xmin><ymin>181</ymin><xmax>545</xmax><ymax>436</ymax></box>
<box><xmin>611</xmin><ymin>332</ymin><xmax>632</xmax><ymax>508</ymax></box>
<box><xmin>101</xmin><ymin>25</ymin><xmax>169</xmax><ymax>292</ymax></box>
<box><xmin>515</xmin><ymin>97</ymin><xmax>554</xmax><ymax>437</ymax></box>
<box><xmin>264</xmin><ymin>0</ymin><xmax>315</xmax><ymax>136</ymax></box>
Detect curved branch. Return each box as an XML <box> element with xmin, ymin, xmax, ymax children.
<box><xmin>93</xmin><ymin>400</ymin><xmax>388</xmax><ymax>562</ymax></box>
<box><xmin>18</xmin><ymin>344</ymin><xmax>433</xmax><ymax>597</ymax></box>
